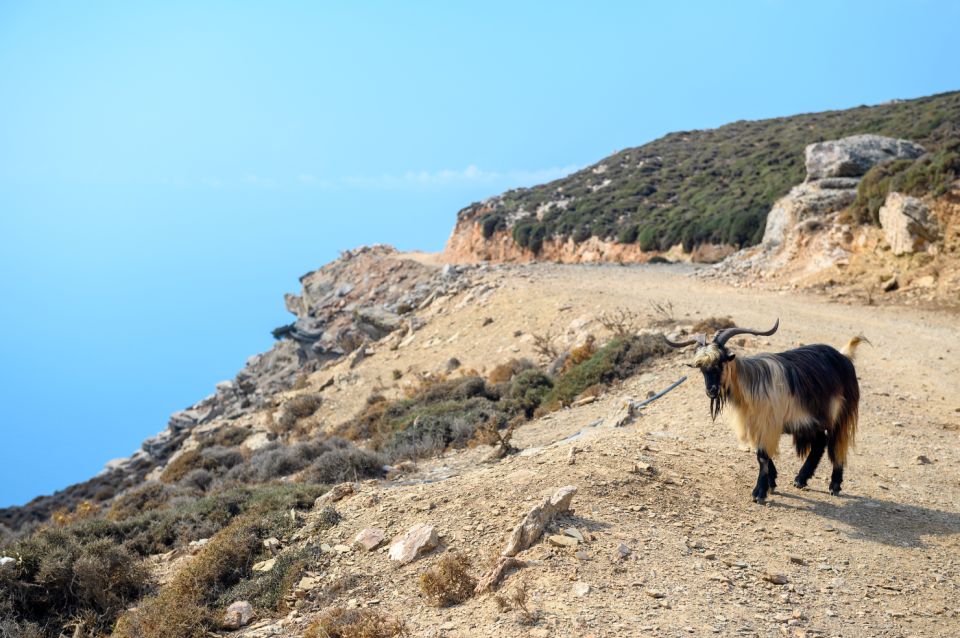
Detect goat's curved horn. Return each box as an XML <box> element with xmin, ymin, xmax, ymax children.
<box><xmin>662</xmin><ymin>333</ymin><xmax>706</xmax><ymax>349</ymax></box>
<box><xmin>714</xmin><ymin>318</ymin><xmax>780</xmax><ymax>347</ymax></box>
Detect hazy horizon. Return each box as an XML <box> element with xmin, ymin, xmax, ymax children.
<box><xmin>2</xmin><ymin>1</ymin><xmax>958</xmax><ymax>507</ymax></box>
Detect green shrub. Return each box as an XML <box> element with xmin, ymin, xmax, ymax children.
<box><xmin>542</xmin><ymin>334</ymin><xmax>669</xmax><ymax>407</ymax></box>
<box><xmin>849</xmin><ymin>159</ymin><xmax>913</xmax><ymax>224</ymax></box>
<box><xmin>503</xmin><ymin>370</ymin><xmax>553</xmax><ymax>418</ymax></box>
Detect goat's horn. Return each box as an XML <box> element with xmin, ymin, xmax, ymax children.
<box><xmin>713</xmin><ymin>318</ymin><xmax>780</xmax><ymax>347</ymax></box>
<box><xmin>662</xmin><ymin>333</ymin><xmax>706</xmax><ymax>349</ymax></box>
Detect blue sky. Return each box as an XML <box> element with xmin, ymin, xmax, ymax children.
<box><xmin>1</xmin><ymin>1</ymin><xmax>957</xmax><ymax>507</ymax></box>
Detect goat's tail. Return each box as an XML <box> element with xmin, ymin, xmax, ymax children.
<box><xmin>830</xmin><ymin>395</ymin><xmax>859</xmax><ymax>466</ymax></box>
<box><xmin>841</xmin><ymin>334</ymin><xmax>870</xmax><ymax>361</ymax></box>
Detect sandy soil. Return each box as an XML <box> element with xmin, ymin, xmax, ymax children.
<box><xmin>242</xmin><ymin>261</ymin><xmax>960</xmax><ymax>638</ymax></box>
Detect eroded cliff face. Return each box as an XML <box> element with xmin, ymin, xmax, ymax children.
<box><xmin>442</xmin><ymin>207</ymin><xmax>735</xmax><ymax>265</ymax></box>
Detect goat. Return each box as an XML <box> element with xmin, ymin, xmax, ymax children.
<box><xmin>665</xmin><ymin>319</ymin><xmax>863</xmax><ymax>503</ymax></box>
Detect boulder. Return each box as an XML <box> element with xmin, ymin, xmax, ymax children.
<box><xmin>388</xmin><ymin>524</ymin><xmax>439</xmax><ymax>563</ymax></box>
<box><xmin>353</xmin><ymin>527</ymin><xmax>386</xmax><ymax>552</ymax></box>
<box><xmin>805</xmin><ymin>135</ymin><xmax>924</xmax><ymax>180</ymax></box>
<box><xmin>502</xmin><ymin>485</ymin><xmax>578</xmax><ymax>557</ymax></box>
<box><xmin>354</xmin><ymin>307</ymin><xmax>402</xmax><ymax>339</ymax></box>
<box><xmin>222</xmin><ymin>600</ymin><xmax>254</xmax><ymax>629</ymax></box>
<box><xmin>314</xmin><ymin>482</ymin><xmax>355</xmax><ymax>507</ymax></box>
<box><xmin>879</xmin><ymin>192</ymin><xmax>937</xmax><ymax>255</ymax></box>
<box><xmin>762</xmin><ymin>182</ymin><xmax>858</xmax><ymax>248</ymax></box>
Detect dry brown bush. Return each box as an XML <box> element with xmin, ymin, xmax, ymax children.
<box><xmin>647</xmin><ymin>300</ymin><xmax>676</xmax><ymax>326</ymax></box>
<box><xmin>598</xmin><ymin>308</ymin><xmax>642</xmax><ymax>336</ymax></box>
<box><xmin>303</xmin><ymin>607</ymin><xmax>408</xmax><ymax>638</ymax></box>
<box><xmin>493</xmin><ymin>576</ymin><xmax>537</xmax><ymax>624</ymax></box>
<box><xmin>113</xmin><ymin>516</ymin><xmax>264</xmax><ymax>638</ymax></box>
<box><xmin>531</xmin><ymin>330</ymin><xmax>560</xmax><ymax>361</ymax></box>
<box><xmin>159</xmin><ymin>449</ymin><xmax>203</xmax><ymax>483</ymax></box>
<box><xmin>487</xmin><ymin>358</ymin><xmax>535</xmax><ymax>384</ymax></box>
<box><xmin>561</xmin><ymin>335</ymin><xmax>597</xmax><ymax>373</ymax></box>
<box><xmin>274</xmin><ymin>393</ymin><xmax>324</xmax><ymax>435</ymax></box>
<box><xmin>419</xmin><ymin>553</ymin><xmax>478</xmax><ymax>607</ymax></box>
<box><xmin>692</xmin><ymin>315</ymin><xmax>736</xmax><ymax>335</ymax></box>
<box><xmin>50</xmin><ymin>500</ymin><xmax>98</xmax><ymax>526</ymax></box>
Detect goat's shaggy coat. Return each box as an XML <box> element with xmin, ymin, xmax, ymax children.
<box><xmin>715</xmin><ymin>344</ymin><xmax>859</xmax><ymax>464</ymax></box>
<box><xmin>670</xmin><ymin>321</ymin><xmax>862</xmax><ymax>502</ymax></box>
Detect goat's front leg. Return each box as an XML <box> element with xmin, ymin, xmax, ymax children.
<box><xmin>752</xmin><ymin>449</ymin><xmax>773</xmax><ymax>504</ymax></box>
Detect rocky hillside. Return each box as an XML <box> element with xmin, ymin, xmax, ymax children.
<box><xmin>0</xmin><ymin>246</ymin><xmax>484</xmax><ymax>531</ymax></box>
<box><xmin>4</xmin><ymin>259</ymin><xmax>957</xmax><ymax>638</ymax></box>
<box><xmin>702</xmin><ymin>134</ymin><xmax>960</xmax><ymax>308</ymax></box>
<box><xmin>3</xmin><ymin>92</ymin><xmax>960</xmax><ymax>638</ymax></box>
<box><xmin>444</xmin><ymin>91</ymin><xmax>960</xmax><ymax>263</ymax></box>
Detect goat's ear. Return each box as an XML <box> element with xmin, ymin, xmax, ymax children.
<box><xmin>725</xmin><ymin>352</ymin><xmax>736</xmax><ymax>362</ymax></box>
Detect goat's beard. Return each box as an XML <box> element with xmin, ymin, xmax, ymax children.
<box><xmin>709</xmin><ymin>393</ymin><xmax>725</xmax><ymax>421</ymax></box>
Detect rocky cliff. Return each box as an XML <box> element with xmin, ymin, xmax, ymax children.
<box><xmin>0</xmin><ymin>246</ymin><xmax>484</xmax><ymax>530</ymax></box>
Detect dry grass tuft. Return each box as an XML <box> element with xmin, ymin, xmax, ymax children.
<box><xmin>303</xmin><ymin>607</ymin><xmax>408</xmax><ymax>638</ymax></box>
<box><xmin>419</xmin><ymin>553</ymin><xmax>478</xmax><ymax>607</ymax></box>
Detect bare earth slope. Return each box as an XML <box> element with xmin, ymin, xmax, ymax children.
<box><xmin>243</xmin><ymin>262</ymin><xmax>960</xmax><ymax>638</ymax></box>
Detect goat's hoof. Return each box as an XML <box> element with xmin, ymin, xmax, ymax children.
<box><xmin>829</xmin><ymin>486</ymin><xmax>842</xmax><ymax>496</ymax></box>
<box><xmin>769</xmin><ymin>482</ymin><xmax>777</xmax><ymax>493</ymax></box>
<box><xmin>752</xmin><ymin>496</ymin><xmax>767</xmax><ymax>505</ymax></box>
<box><xmin>793</xmin><ymin>478</ymin><xmax>808</xmax><ymax>489</ymax></box>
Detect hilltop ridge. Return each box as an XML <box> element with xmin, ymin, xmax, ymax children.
<box><xmin>444</xmin><ymin>91</ymin><xmax>960</xmax><ymax>263</ymax></box>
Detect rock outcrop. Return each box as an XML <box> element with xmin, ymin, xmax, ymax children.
<box><xmin>805</xmin><ymin>135</ymin><xmax>924</xmax><ymax>180</ymax></box>
<box><xmin>879</xmin><ymin>192</ymin><xmax>938</xmax><ymax>255</ymax></box>
<box><xmin>706</xmin><ymin>134</ymin><xmax>928</xmax><ymax>284</ymax></box>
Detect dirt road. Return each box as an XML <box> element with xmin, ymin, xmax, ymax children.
<box><xmin>259</xmin><ymin>261</ymin><xmax>960</xmax><ymax>638</ymax></box>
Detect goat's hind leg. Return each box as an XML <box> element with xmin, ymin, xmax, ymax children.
<box><xmin>752</xmin><ymin>449</ymin><xmax>773</xmax><ymax>504</ymax></box>
<box><xmin>793</xmin><ymin>429</ymin><xmax>827</xmax><ymax>489</ymax></box>
<box><xmin>827</xmin><ymin>436</ymin><xmax>845</xmax><ymax>496</ymax></box>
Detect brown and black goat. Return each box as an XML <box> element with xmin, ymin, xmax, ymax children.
<box><xmin>665</xmin><ymin>319</ymin><xmax>863</xmax><ymax>503</ymax></box>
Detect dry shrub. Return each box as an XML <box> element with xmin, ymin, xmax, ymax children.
<box><xmin>419</xmin><ymin>553</ymin><xmax>477</xmax><ymax>607</ymax></box>
<box><xmin>493</xmin><ymin>576</ymin><xmax>537</xmax><ymax>624</ymax></box>
<box><xmin>561</xmin><ymin>335</ymin><xmax>597</xmax><ymax>373</ymax></box>
<box><xmin>160</xmin><ymin>449</ymin><xmax>203</xmax><ymax>483</ymax></box>
<box><xmin>274</xmin><ymin>393</ymin><xmax>324</xmax><ymax>434</ymax></box>
<box><xmin>161</xmin><ymin>445</ymin><xmax>244</xmax><ymax>484</ymax></box>
<box><xmin>208</xmin><ymin>425</ymin><xmax>250</xmax><ymax>448</ymax></box>
<box><xmin>1</xmin><ymin>529</ymin><xmax>150</xmax><ymax>636</ymax></box>
<box><xmin>541</xmin><ymin>334</ymin><xmax>669</xmax><ymax>409</ymax></box>
<box><xmin>50</xmin><ymin>500</ymin><xmax>98</xmax><ymax>526</ymax></box>
<box><xmin>598</xmin><ymin>308</ymin><xmax>642</xmax><ymax>336</ymax></box>
<box><xmin>113</xmin><ymin>515</ymin><xmax>264</xmax><ymax>638</ymax></box>
<box><xmin>401</xmin><ymin>371</ymin><xmax>448</xmax><ymax>399</ymax></box>
<box><xmin>107</xmin><ymin>482</ymin><xmax>180</xmax><ymax>520</ymax></box>
<box><xmin>531</xmin><ymin>330</ymin><xmax>560</xmax><ymax>361</ymax></box>
<box><xmin>692</xmin><ymin>315</ymin><xmax>736</xmax><ymax>335</ymax></box>
<box><xmin>304</xmin><ymin>608</ymin><xmax>407</xmax><ymax>638</ymax></box>
<box><xmin>647</xmin><ymin>300</ymin><xmax>675</xmax><ymax>326</ymax></box>
<box><xmin>487</xmin><ymin>358</ymin><xmax>535</xmax><ymax>384</ymax></box>
<box><xmin>335</xmin><ymin>394</ymin><xmax>389</xmax><ymax>441</ymax></box>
